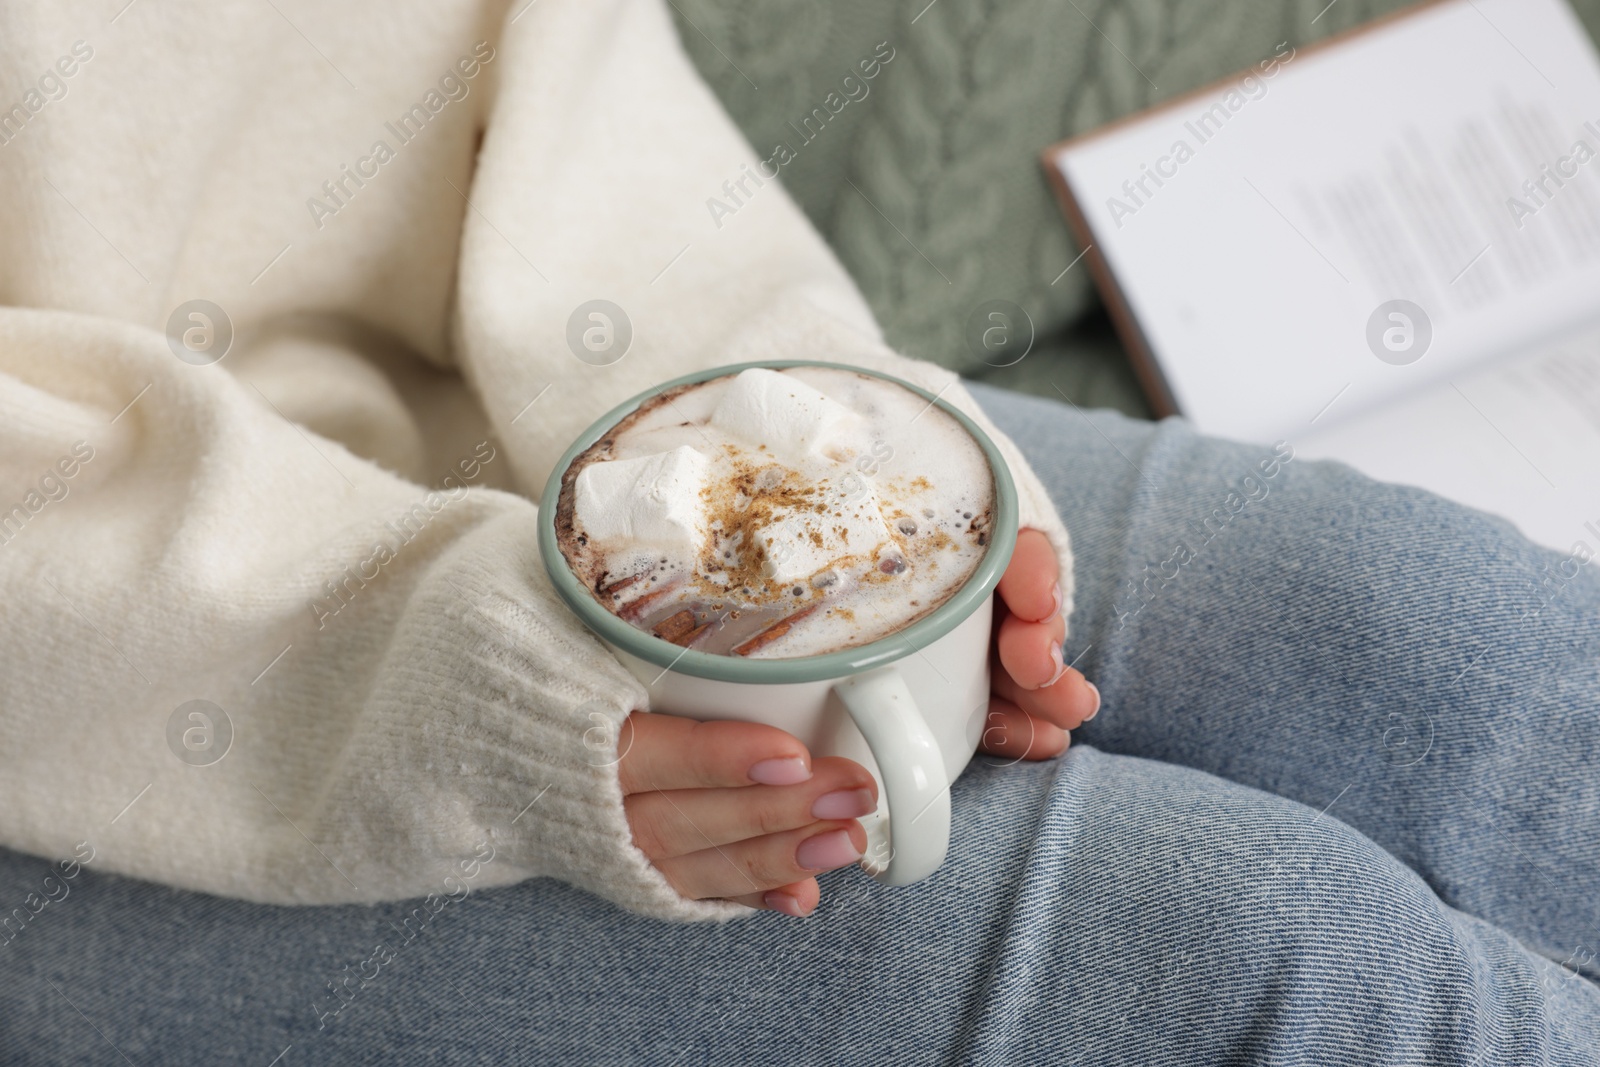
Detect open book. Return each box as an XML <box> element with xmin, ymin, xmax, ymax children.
<box><xmin>1043</xmin><ymin>0</ymin><xmax>1600</xmax><ymax>554</ymax></box>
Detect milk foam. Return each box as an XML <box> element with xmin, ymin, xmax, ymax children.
<box><xmin>555</xmin><ymin>367</ymin><xmax>995</xmax><ymax>659</ymax></box>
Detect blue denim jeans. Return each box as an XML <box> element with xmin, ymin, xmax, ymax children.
<box><xmin>4</xmin><ymin>385</ymin><xmax>1599</xmax><ymax>1065</ymax></box>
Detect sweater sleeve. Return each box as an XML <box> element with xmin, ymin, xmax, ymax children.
<box><xmin>456</xmin><ymin>0</ymin><xmax>1075</xmax><ymax>625</ymax></box>
<box><xmin>0</xmin><ymin>306</ymin><xmax>744</xmax><ymax>921</ymax></box>
<box><xmin>0</xmin><ymin>0</ymin><xmax>1077</xmax><ymax>929</ymax></box>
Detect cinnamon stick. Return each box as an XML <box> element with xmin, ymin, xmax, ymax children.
<box><xmin>732</xmin><ymin>605</ymin><xmax>818</xmax><ymax>657</ymax></box>
<box><xmin>652</xmin><ymin>609</ymin><xmax>698</xmax><ymax>644</ymax></box>
<box><xmin>668</xmin><ymin>623</ymin><xmax>712</xmax><ymax>648</ymax></box>
<box><xmin>600</xmin><ymin>572</ymin><xmax>643</xmax><ymax>596</ymax></box>
<box><xmin>617</xmin><ymin>577</ymin><xmax>684</xmax><ymax>622</ymax></box>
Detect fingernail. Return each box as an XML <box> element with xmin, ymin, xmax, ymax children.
<box><xmin>1084</xmin><ymin>681</ymin><xmax>1101</xmax><ymax>721</ymax></box>
<box><xmin>811</xmin><ymin>788</ymin><xmax>876</xmax><ymax>820</ymax></box>
<box><xmin>749</xmin><ymin>757</ymin><xmax>811</xmax><ymax>786</ymax></box>
<box><xmin>1043</xmin><ymin>642</ymin><xmax>1067</xmax><ymax>688</ymax></box>
<box><xmin>796</xmin><ymin>828</ymin><xmax>862</xmax><ymax>871</ymax></box>
<box><xmin>763</xmin><ymin>890</ymin><xmax>807</xmax><ymax>917</ymax></box>
<box><xmin>1050</xmin><ymin>582</ymin><xmax>1063</xmax><ymax>618</ymax></box>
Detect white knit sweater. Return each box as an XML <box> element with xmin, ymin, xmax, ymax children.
<box><xmin>0</xmin><ymin>0</ymin><xmax>1073</xmax><ymax>921</ymax></box>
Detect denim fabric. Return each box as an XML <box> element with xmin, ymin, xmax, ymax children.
<box><xmin>3</xmin><ymin>386</ymin><xmax>1598</xmax><ymax>1065</ymax></box>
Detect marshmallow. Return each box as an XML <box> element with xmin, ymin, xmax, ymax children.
<box><xmin>710</xmin><ymin>368</ymin><xmax>862</xmax><ymax>466</ymax></box>
<box><xmin>753</xmin><ymin>473</ymin><xmax>893</xmax><ymax>584</ymax></box>
<box><xmin>574</xmin><ymin>446</ymin><xmax>709</xmax><ymax>565</ymax></box>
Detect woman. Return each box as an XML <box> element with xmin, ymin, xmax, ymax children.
<box><xmin>2</xmin><ymin>1</ymin><xmax>1597</xmax><ymax>1062</ymax></box>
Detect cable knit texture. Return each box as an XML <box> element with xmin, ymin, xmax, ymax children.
<box><xmin>0</xmin><ymin>0</ymin><xmax>1069</xmax><ymax>921</ymax></box>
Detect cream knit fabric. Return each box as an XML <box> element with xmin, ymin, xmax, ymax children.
<box><xmin>0</xmin><ymin>0</ymin><xmax>1073</xmax><ymax>921</ymax></box>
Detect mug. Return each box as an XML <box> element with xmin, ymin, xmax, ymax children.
<box><xmin>537</xmin><ymin>360</ymin><xmax>1018</xmax><ymax>886</ymax></box>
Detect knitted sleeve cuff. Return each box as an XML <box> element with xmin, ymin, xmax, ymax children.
<box><xmin>443</xmin><ymin>572</ymin><xmax>753</xmax><ymax>923</ymax></box>
<box><xmin>315</xmin><ymin>506</ymin><xmax>752</xmax><ymax>922</ymax></box>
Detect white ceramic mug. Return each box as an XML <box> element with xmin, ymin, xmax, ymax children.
<box><xmin>538</xmin><ymin>360</ymin><xmax>1018</xmax><ymax>886</ymax></box>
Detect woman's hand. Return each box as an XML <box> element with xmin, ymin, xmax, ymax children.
<box><xmin>617</xmin><ymin>527</ymin><xmax>1096</xmax><ymax>917</ymax></box>
<box><xmin>615</xmin><ymin>710</ymin><xmax>877</xmax><ymax>918</ymax></box>
<box><xmin>981</xmin><ymin>527</ymin><xmax>1100</xmax><ymax>760</ymax></box>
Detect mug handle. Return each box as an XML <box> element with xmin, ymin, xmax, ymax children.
<box><xmin>832</xmin><ymin>666</ymin><xmax>949</xmax><ymax>886</ymax></box>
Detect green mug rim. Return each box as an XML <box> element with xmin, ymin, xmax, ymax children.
<box><xmin>537</xmin><ymin>359</ymin><xmax>1018</xmax><ymax>684</ymax></box>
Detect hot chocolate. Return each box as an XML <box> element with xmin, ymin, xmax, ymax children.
<box><xmin>552</xmin><ymin>367</ymin><xmax>995</xmax><ymax>658</ymax></box>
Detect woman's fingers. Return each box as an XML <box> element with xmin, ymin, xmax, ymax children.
<box><xmin>991</xmin><ymin>660</ymin><xmax>1100</xmax><ymax>731</ymax></box>
<box><xmin>997</xmin><ymin>528</ymin><xmax>1061</xmax><ymax>623</ymax></box>
<box><xmin>614</xmin><ymin>711</ymin><xmax>813</xmax><ymax>795</ymax></box>
<box><xmin>614</xmin><ymin>712</ymin><xmax>876</xmax><ymax>909</ymax></box>
<box><xmin>990</xmin><ymin>527</ymin><xmax>1099</xmax><ymax>729</ymax></box>
<box><xmin>728</xmin><ymin>878</ymin><xmax>821</xmax><ymax>918</ymax></box>
<box><xmin>979</xmin><ymin>697</ymin><xmax>1068</xmax><ymax>760</ymax></box>
<box><xmin>624</xmin><ymin>756</ymin><xmax>877</xmax><ymax>859</ymax></box>
<box><xmin>996</xmin><ymin>610</ymin><xmax>1067</xmax><ymax>690</ymax></box>
<box><xmin>654</xmin><ymin>821</ymin><xmax>869</xmax><ymax>901</ymax></box>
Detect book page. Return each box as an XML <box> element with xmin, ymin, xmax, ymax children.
<box><xmin>1049</xmin><ymin>0</ymin><xmax>1600</xmax><ymax>444</ymax></box>
<box><xmin>1295</xmin><ymin>324</ymin><xmax>1600</xmax><ymax>551</ymax></box>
